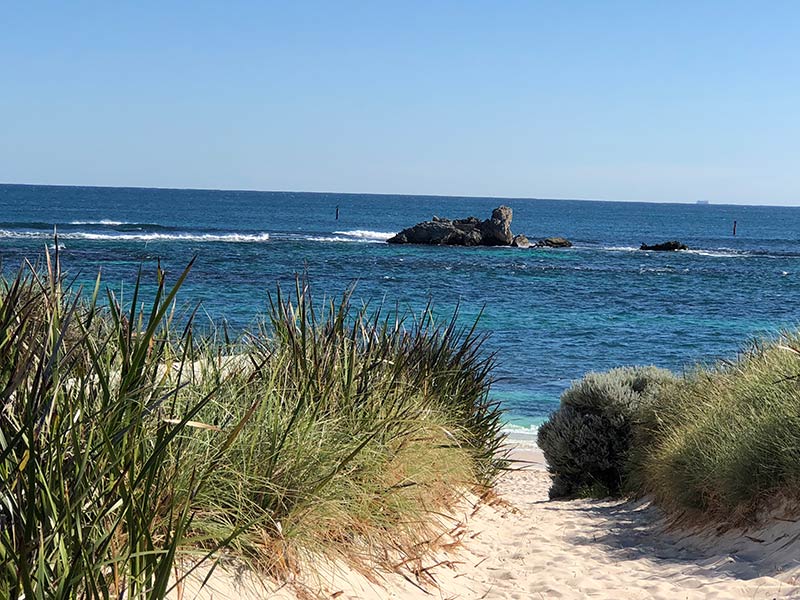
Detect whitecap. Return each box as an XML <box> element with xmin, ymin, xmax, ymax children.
<box><xmin>501</xmin><ymin>422</ymin><xmax>541</xmax><ymax>448</ymax></box>
<box><xmin>302</xmin><ymin>230</ymin><xmax>395</xmax><ymax>243</ymax></box>
<box><xmin>332</xmin><ymin>229</ymin><xmax>395</xmax><ymax>242</ymax></box>
<box><xmin>683</xmin><ymin>249</ymin><xmax>744</xmax><ymax>258</ymax></box>
<box><xmin>601</xmin><ymin>246</ymin><xmax>640</xmax><ymax>252</ymax></box>
<box><xmin>69</xmin><ymin>219</ymin><xmax>128</xmax><ymax>226</ymax></box>
<box><xmin>0</xmin><ymin>230</ymin><xmax>270</xmax><ymax>243</ymax></box>
<box><xmin>638</xmin><ymin>267</ymin><xmax>676</xmax><ymax>274</ymax></box>
<box><xmin>304</xmin><ymin>236</ymin><xmax>354</xmax><ymax>243</ymax></box>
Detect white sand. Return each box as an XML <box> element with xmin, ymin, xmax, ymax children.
<box><xmin>172</xmin><ymin>446</ymin><xmax>800</xmax><ymax>599</ymax></box>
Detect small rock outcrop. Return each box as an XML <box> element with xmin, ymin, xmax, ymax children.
<box><xmin>640</xmin><ymin>240</ymin><xmax>688</xmax><ymax>252</ymax></box>
<box><xmin>535</xmin><ymin>237</ymin><xmax>573</xmax><ymax>248</ymax></box>
<box><xmin>387</xmin><ymin>206</ymin><xmax>516</xmax><ymax>247</ymax></box>
<box><xmin>511</xmin><ymin>234</ymin><xmax>531</xmax><ymax>248</ymax></box>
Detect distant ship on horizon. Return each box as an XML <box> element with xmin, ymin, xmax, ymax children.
<box><xmin>696</xmin><ymin>200</ymin><xmax>710</xmax><ymax>205</ymax></box>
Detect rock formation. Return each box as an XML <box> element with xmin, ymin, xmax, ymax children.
<box><xmin>535</xmin><ymin>237</ymin><xmax>573</xmax><ymax>248</ymax></box>
<box><xmin>387</xmin><ymin>206</ymin><xmax>573</xmax><ymax>250</ymax></box>
<box><xmin>511</xmin><ymin>234</ymin><xmax>531</xmax><ymax>248</ymax></box>
<box><xmin>480</xmin><ymin>206</ymin><xmax>514</xmax><ymax>245</ymax></box>
<box><xmin>640</xmin><ymin>241</ymin><xmax>688</xmax><ymax>252</ymax></box>
<box><xmin>388</xmin><ymin>206</ymin><xmax>515</xmax><ymax>246</ymax></box>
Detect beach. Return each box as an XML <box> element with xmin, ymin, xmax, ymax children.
<box><xmin>173</xmin><ymin>445</ymin><xmax>800</xmax><ymax>599</ymax></box>
<box><xmin>5</xmin><ymin>3</ymin><xmax>800</xmax><ymax>596</ymax></box>
<box><xmin>5</xmin><ymin>193</ymin><xmax>800</xmax><ymax>598</ymax></box>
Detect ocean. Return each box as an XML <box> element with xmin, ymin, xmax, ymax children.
<box><xmin>2</xmin><ymin>183</ymin><xmax>799</xmax><ymax>437</ymax></box>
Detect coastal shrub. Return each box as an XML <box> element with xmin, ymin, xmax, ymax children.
<box><xmin>635</xmin><ymin>337</ymin><xmax>800</xmax><ymax>518</ymax></box>
<box><xmin>537</xmin><ymin>366</ymin><xmax>675</xmax><ymax>499</ymax></box>
<box><xmin>0</xmin><ymin>255</ymin><xmax>504</xmax><ymax>597</ymax></box>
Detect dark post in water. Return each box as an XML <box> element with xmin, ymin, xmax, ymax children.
<box><xmin>336</xmin><ymin>205</ymin><xmax>340</xmax><ymax>221</ymax></box>
<box><xmin>733</xmin><ymin>220</ymin><xmax>737</xmax><ymax>236</ymax></box>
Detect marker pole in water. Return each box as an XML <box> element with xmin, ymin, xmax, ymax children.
<box><xmin>336</xmin><ymin>206</ymin><xmax>340</xmax><ymax>220</ymax></box>
<box><xmin>733</xmin><ymin>220</ymin><xmax>737</xmax><ymax>236</ymax></box>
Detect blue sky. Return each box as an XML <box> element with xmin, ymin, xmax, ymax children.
<box><xmin>2</xmin><ymin>1</ymin><xmax>798</xmax><ymax>204</ymax></box>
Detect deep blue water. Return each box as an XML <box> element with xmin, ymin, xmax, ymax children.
<box><xmin>3</xmin><ymin>183</ymin><xmax>800</xmax><ymax>432</ymax></box>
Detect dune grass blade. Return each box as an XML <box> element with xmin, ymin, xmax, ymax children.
<box><xmin>0</xmin><ymin>254</ymin><xmax>228</xmax><ymax>599</ymax></box>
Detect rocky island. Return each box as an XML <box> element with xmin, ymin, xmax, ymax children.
<box><xmin>640</xmin><ymin>240</ymin><xmax>689</xmax><ymax>251</ymax></box>
<box><xmin>387</xmin><ymin>206</ymin><xmax>572</xmax><ymax>249</ymax></box>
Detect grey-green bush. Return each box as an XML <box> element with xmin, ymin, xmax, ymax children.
<box><xmin>537</xmin><ymin>366</ymin><xmax>675</xmax><ymax>499</ymax></box>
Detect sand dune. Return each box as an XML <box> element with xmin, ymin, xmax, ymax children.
<box><xmin>173</xmin><ymin>447</ymin><xmax>800</xmax><ymax>599</ymax></box>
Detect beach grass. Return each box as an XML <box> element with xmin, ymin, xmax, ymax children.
<box><xmin>173</xmin><ymin>278</ymin><xmax>506</xmax><ymax>576</ymax></box>
<box><xmin>632</xmin><ymin>336</ymin><xmax>800</xmax><ymax>520</ymax></box>
<box><xmin>0</xmin><ymin>254</ymin><xmax>216</xmax><ymax>599</ymax></box>
<box><xmin>0</xmin><ymin>253</ymin><xmax>505</xmax><ymax>598</ymax></box>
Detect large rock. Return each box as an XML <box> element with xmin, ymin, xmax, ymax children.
<box><xmin>511</xmin><ymin>234</ymin><xmax>531</xmax><ymax>248</ymax></box>
<box><xmin>387</xmin><ymin>206</ymin><xmax>516</xmax><ymax>247</ymax></box>
<box><xmin>535</xmin><ymin>237</ymin><xmax>572</xmax><ymax>248</ymax></box>
<box><xmin>479</xmin><ymin>206</ymin><xmax>514</xmax><ymax>246</ymax></box>
<box><xmin>640</xmin><ymin>240</ymin><xmax>688</xmax><ymax>251</ymax></box>
<box><xmin>386</xmin><ymin>218</ymin><xmax>482</xmax><ymax>246</ymax></box>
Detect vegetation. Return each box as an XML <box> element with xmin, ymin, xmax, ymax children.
<box><xmin>537</xmin><ymin>366</ymin><xmax>674</xmax><ymax>498</ymax></box>
<box><xmin>633</xmin><ymin>337</ymin><xmax>800</xmax><ymax>520</ymax></box>
<box><xmin>541</xmin><ymin>334</ymin><xmax>800</xmax><ymax>525</ymax></box>
<box><xmin>0</xmin><ymin>253</ymin><xmax>505</xmax><ymax>599</ymax></box>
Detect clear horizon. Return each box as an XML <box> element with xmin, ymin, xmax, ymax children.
<box><xmin>3</xmin><ymin>2</ymin><xmax>799</xmax><ymax>206</ymax></box>
<box><xmin>3</xmin><ymin>180</ymin><xmax>788</xmax><ymax>208</ymax></box>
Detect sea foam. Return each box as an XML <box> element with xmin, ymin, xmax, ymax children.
<box><xmin>69</xmin><ymin>219</ymin><xmax>128</xmax><ymax>226</ymax></box>
<box><xmin>502</xmin><ymin>422</ymin><xmax>541</xmax><ymax>449</ymax></box>
<box><xmin>0</xmin><ymin>230</ymin><xmax>270</xmax><ymax>243</ymax></box>
<box><xmin>332</xmin><ymin>230</ymin><xmax>395</xmax><ymax>242</ymax></box>
<box><xmin>601</xmin><ymin>245</ymin><xmax>640</xmax><ymax>252</ymax></box>
<box><xmin>683</xmin><ymin>248</ymin><xmax>746</xmax><ymax>258</ymax></box>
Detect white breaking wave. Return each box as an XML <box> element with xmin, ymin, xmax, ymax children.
<box><xmin>601</xmin><ymin>245</ymin><xmax>640</xmax><ymax>252</ymax></box>
<box><xmin>69</xmin><ymin>219</ymin><xmax>128</xmax><ymax>226</ymax></box>
<box><xmin>332</xmin><ymin>230</ymin><xmax>395</xmax><ymax>242</ymax></box>
<box><xmin>603</xmin><ymin>246</ymin><xmax>748</xmax><ymax>258</ymax></box>
<box><xmin>304</xmin><ymin>235</ymin><xmax>354</xmax><ymax>243</ymax></box>
<box><xmin>0</xmin><ymin>230</ymin><xmax>270</xmax><ymax>243</ymax></box>
<box><xmin>638</xmin><ymin>267</ymin><xmax>692</xmax><ymax>275</ymax></box>
<box><xmin>502</xmin><ymin>422</ymin><xmax>541</xmax><ymax>449</ymax></box>
<box><xmin>300</xmin><ymin>230</ymin><xmax>395</xmax><ymax>243</ymax></box>
<box><xmin>683</xmin><ymin>248</ymin><xmax>744</xmax><ymax>258</ymax></box>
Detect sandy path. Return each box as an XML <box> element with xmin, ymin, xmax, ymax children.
<box><xmin>467</xmin><ymin>460</ymin><xmax>800</xmax><ymax>599</ymax></box>
<box><xmin>174</xmin><ymin>448</ymin><xmax>800</xmax><ymax>599</ymax></box>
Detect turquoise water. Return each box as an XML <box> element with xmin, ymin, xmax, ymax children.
<box><xmin>3</xmin><ymin>183</ymin><xmax>800</xmax><ymax>429</ymax></box>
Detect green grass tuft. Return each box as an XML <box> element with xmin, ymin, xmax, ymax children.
<box><xmin>633</xmin><ymin>336</ymin><xmax>800</xmax><ymax>519</ymax></box>
<box><xmin>0</xmin><ymin>254</ymin><xmax>505</xmax><ymax>598</ymax></box>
